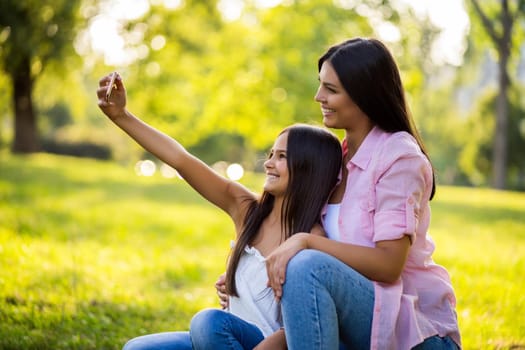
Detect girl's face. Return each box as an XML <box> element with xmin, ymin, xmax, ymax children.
<box><xmin>263</xmin><ymin>131</ymin><xmax>289</xmax><ymax>197</ymax></box>
<box><xmin>314</xmin><ymin>61</ymin><xmax>369</xmax><ymax>132</ymax></box>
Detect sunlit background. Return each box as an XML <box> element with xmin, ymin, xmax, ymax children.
<box><xmin>83</xmin><ymin>0</ymin><xmax>469</xmax><ymax>66</ymax></box>
<box><xmin>134</xmin><ymin>158</ymin><xmax>243</xmax><ymax>180</ymax></box>
<box><xmin>1</xmin><ymin>1</ymin><xmax>525</xmax><ymax>349</ymax></box>
<box><xmin>80</xmin><ymin>0</ymin><xmax>470</xmax><ymax>184</ymax></box>
<box><xmin>2</xmin><ymin>0</ymin><xmax>524</xmax><ymax>190</ymax></box>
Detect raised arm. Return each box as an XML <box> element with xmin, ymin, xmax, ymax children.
<box><xmin>96</xmin><ymin>73</ymin><xmax>253</xmax><ymax>222</ymax></box>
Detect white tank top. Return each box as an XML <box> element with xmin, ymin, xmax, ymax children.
<box><xmin>324</xmin><ymin>203</ymin><xmax>341</xmax><ymax>241</ymax></box>
<box><xmin>227</xmin><ymin>204</ymin><xmax>343</xmax><ymax>338</ymax></box>
<box><xmin>228</xmin><ymin>245</ymin><xmax>282</xmax><ymax>337</ymax></box>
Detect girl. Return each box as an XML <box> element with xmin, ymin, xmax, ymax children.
<box><xmin>96</xmin><ymin>73</ymin><xmax>342</xmax><ymax>350</ymax></box>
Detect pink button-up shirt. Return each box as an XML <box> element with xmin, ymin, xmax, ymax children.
<box><xmin>327</xmin><ymin>126</ymin><xmax>460</xmax><ymax>350</ymax></box>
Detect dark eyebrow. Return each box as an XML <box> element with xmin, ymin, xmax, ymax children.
<box><xmin>268</xmin><ymin>147</ymin><xmax>287</xmax><ymax>153</ymax></box>
<box><xmin>318</xmin><ymin>77</ymin><xmax>338</xmax><ymax>90</ymax></box>
<box><xmin>323</xmin><ymin>81</ymin><xmax>339</xmax><ymax>90</ymax></box>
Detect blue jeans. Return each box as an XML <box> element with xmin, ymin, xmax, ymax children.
<box><xmin>281</xmin><ymin>249</ymin><xmax>374</xmax><ymax>349</ymax></box>
<box><xmin>281</xmin><ymin>249</ymin><xmax>459</xmax><ymax>350</ymax></box>
<box><xmin>122</xmin><ymin>331</ymin><xmax>191</xmax><ymax>350</ymax></box>
<box><xmin>412</xmin><ymin>335</ymin><xmax>460</xmax><ymax>350</ymax></box>
<box><xmin>122</xmin><ymin>309</ymin><xmax>264</xmax><ymax>350</ymax></box>
<box><xmin>190</xmin><ymin>308</ymin><xmax>264</xmax><ymax>349</ymax></box>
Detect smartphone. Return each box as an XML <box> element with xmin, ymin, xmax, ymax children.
<box><xmin>105</xmin><ymin>72</ymin><xmax>117</xmax><ymax>102</ymax></box>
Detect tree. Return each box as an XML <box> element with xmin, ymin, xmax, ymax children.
<box><xmin>120</xmin><ymin>0</ymin><xmax>378</xmax><ymax>150</ymax></box>
<box><xmin>469</xmin><ymin>0</ymin><xmax>525</xmax><ymax>189</ymax></box>
<box><xmin>0</xmin><ymin>0</ymin><xmax>81</xmax><ymax>153</ymax></box>
<box><xmin>460</xmin><ymin>87</ymin><xmax>525</xmax><ymax>189</ymax></box>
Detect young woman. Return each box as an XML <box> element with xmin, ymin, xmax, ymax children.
<box><xmin>96</xmin><ymin>73</ymin><xmax>343</xmax><ymax>350</ymax></box>
<box><xmin>263</xmin><ymin>38</ymin><xmax>461</xmax><ymax>349</ymax></box>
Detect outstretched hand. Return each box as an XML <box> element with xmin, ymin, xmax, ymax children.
<box><xmin>97</xmin><ymin>72</ymin><xmax>127</xmax><ymax>121</ymax></box>
<box><xmin>265</xmin><ymin>233</ymin><xmax>309</xmax><ymax>302</ymax></box>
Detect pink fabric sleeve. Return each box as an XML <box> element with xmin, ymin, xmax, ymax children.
<box><xmin>372</xmin><ymin>145</ymin><xmax>430</xmax><ymax>243</ymax></box>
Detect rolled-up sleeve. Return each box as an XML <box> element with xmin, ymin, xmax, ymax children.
<box><xmin>372</xmin><ymin>139</ymin><xmax>431</xmax><ymax>244</ymax></box>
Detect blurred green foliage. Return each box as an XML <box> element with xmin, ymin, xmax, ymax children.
<box><xmin>0</xmin><ymin>0</ymin><xmax>524</xmax><ymax>187</ymax></box>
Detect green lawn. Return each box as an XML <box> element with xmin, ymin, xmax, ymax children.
<box><xmin>1</xmin><ymin>153</ymin><xmax>524</xmax><ymax>349</ymax></box>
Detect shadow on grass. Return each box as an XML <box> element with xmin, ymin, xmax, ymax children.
<box><xmin>2</xmin><ymin>155</ymin><xmax>231</xmax><ymax>245</ymax></box>
<box><xmin>2</xmin><ymin>157</ymin><xmax>207</xmax><ymax>206</ymax></box>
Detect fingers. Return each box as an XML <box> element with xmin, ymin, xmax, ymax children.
<box><xmin>98</xmin><ymin>72</ymin><xmax>121</xmax><ymax>87</ymax></box>
<box><xmin>215</xmin><ymin>272</ymin><xmax>227</xmax><ymax>293</ymax></box>
<box><xmin>217</xmin><ymin>290</ymin><xmax>229</xmax><ymax>309</ymax></box>
<box><xmin>97</xmin><ymin>72</ymin><xmax>123</xmax><ymax>102</ymax></box>
<box><xmin>216</xmin><ymin>281</ymin><xmax>227</xmax><ymax>294</ymax></box>
<box><xmin>97</xmin><ymin>72</ymin><xmax>127</xmax><ymax>116</ymax></box>
<box><xmin>215</xmin><ymin>272</ymin><xmax>229</xmax><ymax>309</ymax></box>
<box><xmin>105</xmin><ymin>72</ymin><xmax>118</xmax><ymax>102</ymax></box>
<box><xmin>265</xmin><ymin>235</ymin><xmax>307</xmax><ymax>301</ymax></box>
<box><xmin>265</xmin><ymin>256</ymin><xmax>286</xmax><ymax>302</ymax></box>
<box><xmin>215</xmin><ymin>272</ymin><xmax>227</xmax><ymax>285</ymax></box>
<box><xmin>114</xmin><ymin>72</ymin><xmax>124</xmax><ymax>90</ymax></box>
<box><xmin>97</xmin><ymin>75</ymin><xmax>113</xmax><ymax>105</ymax></box>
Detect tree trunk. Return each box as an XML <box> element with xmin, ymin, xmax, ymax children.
<box><xmin>11</xmin><ymin>55</ymin><xmax>40</xmax><ymax>153</ymax></box>
<box><xmin>492</xmin><ymin>49</ymin><xmax>509</xmax><ymax>189</ymax></box>
<box><xmin>491</xmin><ymin>1</ymin><xmax>512</xmax><ymax>190</ymax></box>
<box><xmin>470</xmin><ymin>0</ymin><xmax>514</xmax><ymax>189</ymax></box>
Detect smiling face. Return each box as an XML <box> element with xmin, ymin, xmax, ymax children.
<box><xmin>263</xmin><ymin>131</ymin><xmax>289</xmax><ymax>197</ymax></box>
<box><xmin>314</xmin><ymin>61</ymin><xmax>370</xmax><ymax>133</ymax></box>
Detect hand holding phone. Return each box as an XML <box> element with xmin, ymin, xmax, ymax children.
<box><xmin>105</xmin><ymin>72</ymin><xmax>118</xmax><ymax>102</ymax></box>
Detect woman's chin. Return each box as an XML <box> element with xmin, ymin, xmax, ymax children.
<box><xmin>322</xmin><ymin>117</ymin><xmax>335</xmax><ymax>128</ymax></box>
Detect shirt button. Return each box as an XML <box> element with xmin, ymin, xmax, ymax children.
<box><xmin>408</xmin><ymin>198</ymin><xmax>414</xmax><ymax>205</ymax></box>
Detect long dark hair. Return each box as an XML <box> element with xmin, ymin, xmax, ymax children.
<box><xmin>225</xmin><ymin>124</ymin><xmax>342</xmax><ymax>296</ymax></box>
<box><xmin>319</xmin><ymin>38</ymin><xmax>436</xmax><ymax>200</ymax></box>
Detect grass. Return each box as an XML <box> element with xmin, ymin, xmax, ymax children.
<box><xmin>1</xmin><ymin>152</ymin><xmax>524</xmax><ymax>349</ymax></box>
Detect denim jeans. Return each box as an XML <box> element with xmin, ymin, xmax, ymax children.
<box><xmin>190</xmin><ymin>308</ymin><xmax>264</xmax><ymax>349</ymax></box>
<box><xmin>122</xmin><ymin>309</ymin><xmax>264</xmax><ymax>350</ymax></box>
<box><xmin>281</xmin><ymin>249</ymin><xmax>375</xmax><ymax>349</ymax></box>
<box><xmin>281</xmin><ymin>249</ymin><xmax>460</xmax><ymax>350</ymax></box>
<box><xmin>122</xmin><ymin>331</ymin><xmax>192</xmax><ymax>350</ymax></box>
<box><xmin>412</xmin><ymin>335</ymin><xmax>460</xmax><ymax>350</ymax></box>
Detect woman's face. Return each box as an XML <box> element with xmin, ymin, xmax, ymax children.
<box><xmin>315</xmin><ymin>61</ymin><xmax>369</xmax><ymax>132</ymax></box>
<box><xmin>263</xmin><ymin>131</ymin><xmax>289</xmax><ymax>197</ymax></box>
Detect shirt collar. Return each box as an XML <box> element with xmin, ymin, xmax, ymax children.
<box><xmin>347</xmin><ymin>126</ymin><xmax>384</xmax><ymax>170</ymax></box>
